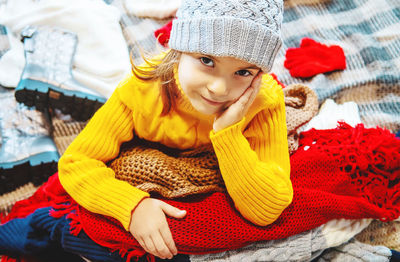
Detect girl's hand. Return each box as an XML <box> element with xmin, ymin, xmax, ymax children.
<box><xmin>213</xmin><ymin>71</ymin><xmax>263</xmax><ymax>132</ymax></box>
<box><xmin>130</xmin><ymin>198</ymin><xmax>187</xmax><ymax>259</ymax></box>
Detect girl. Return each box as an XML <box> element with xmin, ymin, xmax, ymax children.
<box><xmin>58</xmin><ymin>0</ymin><xmax>293</xmax><ymax>260</ymax></box>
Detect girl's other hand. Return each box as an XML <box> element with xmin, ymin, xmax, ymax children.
<box><xmin>130</xmin><ymin>198</ymin><xmax>187</xmax><ymax>259</ymax></box>
<box><xmin>213</xmin><ymin>71</ymin><xmax>263</xmax><ymax>132</ymax></box>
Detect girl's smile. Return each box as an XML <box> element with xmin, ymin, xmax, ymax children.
<box><xmin>200</xmin><ymin>95</ymin><xmax>226</xmax><ymax>106</ymax></box>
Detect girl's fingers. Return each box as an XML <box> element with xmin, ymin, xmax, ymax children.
<box><xmin>160</xmin><ymin>201</ymin><xmax>186</xmax><ymax>219</ymax></box>
<box><xmin>237</xmin><ymin>87</ymin><xmax>254</xmax><ymax>106</ymax></box>
<box><xmin>250</xmin><ymin>72</ymin><xmax>263</xmax><ymax>96</ymax></box>
<box><xmin>151</xmin><ymin>233</ymin><xmax>174</xmax><ymax>259</ymax></box>
<box><xmin>159</xmin><ymin>226</ymin><xmax>178</xmax><ymax>255</ymax></box>
<box><xmin>236</xmin><ymin>87</ymin><xmax>254</xmax><ymax>112</ymax></box>
<box><xmin>137</xmin><ymin>236</ymin><xmax>151</xmax><ymax>254</ymax></box>
<box><xmin>143</xmin><ymin>236</ymin><xmax>159</xmax><ymax>257</ymax></box>
<box><xmin>249</xmin><ymin>71</ymin><xmax>262</xmax><ymax>88</ymax></box>
<box><xmin>237</xmin><ymin>72</ymin><xmax>261</xmax><ymax>110</ymax></box>
<box><xmin>244</xmin><ymin>71</ymin><xmax>263</xmax><ymax>111</ymax></box>
<box><xmin>251</xmin><ymin>71</ymin><xmax>263</xmax><ymax>88</ymax></box>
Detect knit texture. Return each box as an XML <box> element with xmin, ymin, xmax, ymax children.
<box><xmin>77</xmin><ymin>123</ymin><xmax>400</xmax><ymax>258</ymax></box>
<box><xmin>110</xmin><ymin>140</ymin><xmax>224</xmax><ymax>198</ymax></box>
<box><xmin>1</xmin><ymin>174</ymin><xmax>70</xmax><ymax>224</ymax></box>
<box><xmin>0</xmin><ymin>206</ymin><xmax>122</xmax><ymax>262</ymax></box>
<box><xmin>169</xmin><ymin>0</ymin><xmax>283</xmax><ymax>72</ymax></box>
<box><xmin>321</xmin><ymin>218</ymin><xmax>372</xmax><ymax>249</ymax></box>
<box><xmin>283</xmin><ymin>83</ymin><xmax>318</xmax><ymax>153</ymax></box>
<box><xmin>316</xmin><ymin>239</ymin><xmax>391</xmax><ymax>262</ymax></box>
<box><xmin>356</xmin><ymin>219</ymin><xmax>400</xmax><ymax>251</ymax></box>
<box><xmin>190</xmin><ymin>229</ymin><xmax>390</xmax><ymax>262</ymax></box>
<box><xmin>0</xmin><ymin>183</ymin><xmax>373</xmax><ymax>262</ymax></box>
<box><xmin>51</xmin><ymin>117</ymin><xmax>88</xmax><ymax>155</ymax></box>
<box><xmin>190</xmin><ymin>227</ymin><xmax>327</xmax><ymax>262</ymax></box>
<box><xmin>0</xmin><ymin>183</ymin><xmax>38</xmax><ymax>219</ymax></box>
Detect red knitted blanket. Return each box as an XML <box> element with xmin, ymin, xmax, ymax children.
<box><xmin>3</xmin><ymin>123</ymin><xmax>400</xmax><ymax>261</ymax></box>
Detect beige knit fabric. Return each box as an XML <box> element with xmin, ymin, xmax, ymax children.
<box><xmin>356</xmin><ymin>219</ymin><xmax>400</xmax><ymax>251</ymax></box>
<box><xmin>51</xmin><ymin>117</ymin><xmax>88</xmax><ymax>155</ymax></box>
<box><xmin>110</xmin><ymin>140</ymin><xmax>225</xmax><ymax>198</ymax></box>
<box><xmin>0</xmin><ymin>183</ymin><xmax>38</xmax><ymax>217</ymax></box>
<box><xmin>284</xmin><ymin>83</ymin><xmax>319</xmax><ymax>154</ymax></box>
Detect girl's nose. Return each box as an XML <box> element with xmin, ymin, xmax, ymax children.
<box><xmin>207</xmin><ymin>78</ymin><xmax>228</xmax><ymax>96</ymax></box>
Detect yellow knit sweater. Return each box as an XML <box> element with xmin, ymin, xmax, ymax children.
<box><xmin>58</xmin><ymin>59</ymin><xmax>293</xmax><ymax>231</ymax></box>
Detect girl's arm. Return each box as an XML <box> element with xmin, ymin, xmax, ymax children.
<box><xmin>58</xmin><ymin>86</ymin><xmax>150</xmax><ymax>231</ymax></box>
<box><xmin>210</xmin><ymin>82</ymin><xmax>292</xmax><ymax>226</ymax></box>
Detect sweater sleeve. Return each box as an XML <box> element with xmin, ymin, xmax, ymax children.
<box><xmin>209</xmin><ymin>85</ymin><xmax>292</xmax><ymax>226</ymax></box>
<box><xmin>58</xmin><ymin>86</ymin><xmax>150</xmax><ymax>231</ymax></box>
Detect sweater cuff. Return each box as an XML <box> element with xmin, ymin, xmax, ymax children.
<box><xmin>209</xmin><ymin>118</ymin><xmax>250</xmax><ymax>164</ymax></box>
<box><xmin>59</xmin><ymin>166</ymin><xmax>150</xmax><ymax>231</ymax></box>
<box><xmin>209</xmin><ymin>118</ymin><xmax>246</xmax><ymax>142</ymax></box>
<box><xmin>108</xmin><ymin>182</ymin><xmax>150</xmax><ymax>231</ymax></box>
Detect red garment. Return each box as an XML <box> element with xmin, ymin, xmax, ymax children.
<box><xmin>1</xmin><ymin>174</ymin><xmax>70</xmax><ymax>224</ymax></box>
<box><xmin>3</xmin><ymin>124</ymin><xmax>399</xmax><ymax>261</ymax></box>
<box><xmin>154</xmin><ymin>20</ymin><xmax>173</xmax><ymax>47</ymax></box>
<box><xmin>284</xmin><ymin>38</ymin><xmax>346</xmax><ymax>78</ymax></box>
<box><xmin>78</xmin><ymin>123</ymin><xmax>400</xmax><ymax>258</ymax></box>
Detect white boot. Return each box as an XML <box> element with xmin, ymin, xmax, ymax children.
<box><xmin>0</xmin><ymin>90</ymin><xmax>59</xmax><ymax>194</ymax></box>
<box><xmin>15</xmin><ymin>26</ymin><xmax>106</xmax><ymax>121</ymax></box>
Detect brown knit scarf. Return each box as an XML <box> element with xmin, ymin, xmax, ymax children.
<box><xmin>109</xmin><ymin>84</ymin><xmax>318</xmax><ymax>198</ymax></box>
<box><xmin>110</xmin><ymin>140</ymin><xmax>225</xmax><ymax>198</ymax></box>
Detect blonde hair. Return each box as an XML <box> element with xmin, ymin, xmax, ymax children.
<box><xmin>131</xmin><ymin>49</ymin><xmax>182</xmax><ymax>116</ymax></box>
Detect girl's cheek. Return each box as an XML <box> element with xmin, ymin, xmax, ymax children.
<box><xmin>180</xmin><ymin>63</ymin><xmax>203</xmax><ymax>84</ymax></box>
<box><xmin>233</xmin><ymin>85</ymin><xmax>251</xmax><ymax>99</ymax></box>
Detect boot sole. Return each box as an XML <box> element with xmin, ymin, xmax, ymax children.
<box><xmin>15</xmin><ymin>79</ymin><xmax>106</xmax><ymax>121</ymax></box>
<box><xmin>0</xmin><ymin>151</ymin><xmax>59</xmax><ymax>195</ymax></box>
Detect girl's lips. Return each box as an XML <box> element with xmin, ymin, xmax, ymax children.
<box><xmin>201</xmin><ymin>95</ymin><xmax>225</xmax><ymax>106</ymax></box>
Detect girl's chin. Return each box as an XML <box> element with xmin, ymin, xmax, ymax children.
<box><xmin>193</xmin><ymin>104</ymin><xmax>222</xmax><ymax>115</ymax></box>
<box><xmin>198</xmin><ymin>108</ymin><xmax>220</xmax><ymax>115</ymax></box>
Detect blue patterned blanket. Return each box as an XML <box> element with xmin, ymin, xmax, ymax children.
<box><xmin>114</xmin><ymin>0</ymin><xmax>400</xmax><ymax>134</ymax></box>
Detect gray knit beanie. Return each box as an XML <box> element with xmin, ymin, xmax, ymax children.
<box><xmin>169</xmin><ymin>0</ymin><xmax>283</xmax><ymax>72</ymax></box>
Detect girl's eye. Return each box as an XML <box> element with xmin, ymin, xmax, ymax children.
<box><xmin>200</xmin><ymin>57</ymin><xmax>214</xmax><ymax>67</ymax></box>
<box><xmin>236</xmin><ymin>70</ymin><xmax>252</xmax><ymax>77</ymax></box>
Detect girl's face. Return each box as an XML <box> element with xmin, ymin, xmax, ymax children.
<box><xmin>177</xmin><ymin>53</ymin><xmax>261</xmax><ymax>115</ymax></box>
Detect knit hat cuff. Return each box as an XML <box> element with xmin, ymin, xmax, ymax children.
<box><xmin>169</xmin><ymin>17</ymin><xmax>282</xmax><ymax>72</ymax></box>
